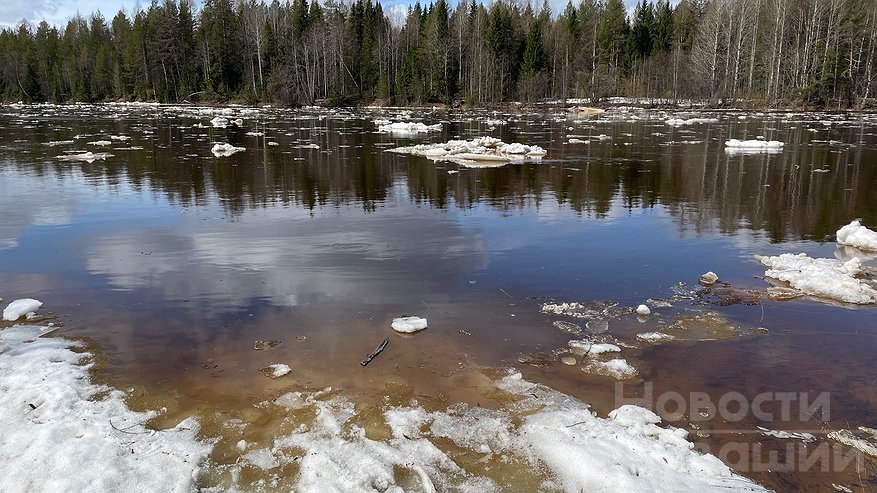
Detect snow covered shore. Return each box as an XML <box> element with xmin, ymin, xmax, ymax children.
<box><xmin>1</xmin><ymin>321</ymin><xmax>768</xmax><ymax>492</ymax></box>
<box><xmin>0</xmin><ymin>325</ymin><xmax>212</xmax><ymax>492</ymax></box>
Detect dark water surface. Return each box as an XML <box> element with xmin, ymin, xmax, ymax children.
<box><xmin>2</xmin><ymin>104</ymin><xmax>877</xmax><ymax>489</ymax></box>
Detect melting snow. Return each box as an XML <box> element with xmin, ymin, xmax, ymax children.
<box><xmin>0</xmin><ymin>325</ymin><xmax>212</xmax><ymax>491</ymax></box>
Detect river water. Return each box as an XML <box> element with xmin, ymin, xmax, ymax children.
<box><xmin>1</xmin><ymin>103</ymin><xmax>876</xmax><ymax>490</ymax></box>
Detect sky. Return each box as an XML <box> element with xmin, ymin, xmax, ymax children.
<box><xmin>1</xmin><ymin>0</ymin><xmax>654</xmax><ymax>29</ymax></box>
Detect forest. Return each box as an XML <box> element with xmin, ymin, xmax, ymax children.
<box><xmin>1</xmin><ymin>0</ymin><xmax>876</xmax><ymax>108</ymax></box>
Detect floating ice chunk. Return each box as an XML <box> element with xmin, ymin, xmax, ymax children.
<box><xmin>261</xmin><ymin>363</ymin><xmax>291</xmax><ymax>378</ymax></box>
<box><xmin>583</xmin><ymin>358</ymin><xmax>638</xmax><ymax>379</ymax></box>
<box><xmin>568</xmin><ymin>340</ymin><xmax>621</xmax><ymax>355</ymax></box>
<box><xmin>245</xmin><ymin>131</ymin><xmax>264</xmax><ymax>136</ymax></box>
<box><xmin>758</xmin><ymin>427</ymin><xmax>816</xmax><ymax>442</ymax></box>
<box><xmin>836</xmin><ymin>220</ymin><xmax>877</xmax><ymax>252</ymax></box>
<box><xmin>3</xmin><ymin>298</ymin><xmax>43</xmax><ymax>321</ymax></box>
<box><xmin>636</xmin><ymin>332</ymin><xmax>676</xmax><ymax>343</ymax></box>
<box><xmin>109</xmin><ymin>135</ymin><xmax>130</xmax><ymax>141</ymax></box>
<box><xmin>46</xmin><ymin>140</ymin><xmax>74</xmax><ymax>146</ymax></box>
<box><xmin>0</xmin><ymin>325</ymin><xmax>212</xmax><ymax>491</ymax></box>
<box><xmin>389</xmin><ymin>136</ymin><xmax>546</xmax><ymax>165</ymax></box>
<box><xmin>87</xmin><ymin>140</ymin><xmax>112</xmax><ymax>146</ymax></box>
<box><xmin>211</xmin><ymin>143</ymin><xmax>245</xmax><ymax>157</ymax></box>
<box><xmin>567</xmin><ymin>138</ymin><xmax>587</xmax><ymax>144</ymax></box>
<box><xmin>391</xmin><ymin>316</ymin><xmax>428</xmax><ymax>333</ymax></box>
<box><xmin>724</xmin><ymin>139</ymin><xmax>784</xmax><ymax>152</ymax></box>
<box><xmin>756</xmin><ymin>253</ymin><xmax>877</xmax><ymax>304</ymax></box>
<box><xmin>232</xmin><ymin>118</ymin><xmax>244</xmax><ymax>126</ymax></box>
<box><xmin>377</xmin><ymin>121</ymin><xmax>442</xmax><ymax>135</ymax></box>
<box><xmin>665</xmin><ymin>117</ymin><xmax>718</xmax><ymax>126</ymax></box>
<box><xmin>210</xmin><ymin>116</ymin><xmax>229</xmax><ymax>127</ymax></box>
<box><xmin>636</xmin><ymin>304</ymin><xmax>651</xmax><ymax>316</ymax></box>
<box><xmin>58</xmin><ymin>151</ymin><xmax>113</xmax><ymax>163</ymax></box>
<box><xmin>828</xmin><ymin>427</ymin><xmax>877</xmax><ymax>457</ymax></box>
<box><xmin>700</xmin><ymin>271</ymin><xmax>719</xmax><ymax>285</ymax></box>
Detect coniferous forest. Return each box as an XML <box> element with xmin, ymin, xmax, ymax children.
<box><xmin>1</xmin><ymin>0</ymin><xmax>876</xmax><ymax>107</ymax></box>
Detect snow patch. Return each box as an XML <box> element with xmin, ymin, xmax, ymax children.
<box><xmin>0</xmin><ymin>325</ymin><xmax>212</xmax><ymax>491</ymax></box>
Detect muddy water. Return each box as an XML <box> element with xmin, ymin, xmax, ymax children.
<box><xmin>2</xmin><ymin>104</ymin><xmax>877</xmax><ymax>490</ymax></box>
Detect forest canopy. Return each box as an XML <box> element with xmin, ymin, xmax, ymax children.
<box><xmin>1</xmin><ymin>0</ymin><xmax>875</xmax><ymax>107</ymax></box>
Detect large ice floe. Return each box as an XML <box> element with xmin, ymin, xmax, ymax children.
<box><xmin>211</xmin><ymin>143</ymin><xmax>245</xmax><ymax>157</ymax></box>
<box><xmin>755</xmin><ymin>253</ymin><xmax>877</xmax><ymax>305</ymax></box>
<box><xmin>836</xmin><ymin>220</ymin><xmax>877</xmax><ymax>252</ymax></box>
<box><xmin>0</xmin><ymin>324</ymin><xmax>212</xmax><ymax>491</ymax></box>
<box><xmin>724</xmin><ymin>139</ymin><xmax>784</xmax><ymax>154</ymax></box>
<box><xmin>389</xmin><ymin>136</ymin><xmax>546</xmax><ymax>167</ymax></box>
<box><xmin>375</xmin><ymin>120</ymin><xmax>442</xmax><ymax>136</ymax></box>
<box><xmin>219</xmin><ymin>370</ymin><xmax>766</xmax><ymax>492</ymax></box>
<box><xmin>58</xmin><ymin>151</ymin><xmax>113</xmax><ymax>163</ymax></box>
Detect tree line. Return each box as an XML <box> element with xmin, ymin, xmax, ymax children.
<box><xmin>1</xmin><ymin>0</ymin><xmax>875</xmax><ymax>107</ymax></box>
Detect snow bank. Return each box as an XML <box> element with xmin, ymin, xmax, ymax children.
<box><xmin>211</xmin><ymin>143</ymin><xmax>245</xmax><ymax>157</ymax></box>
<box><xmin>0</xmin><ymin>325</ymin><xmax>212</xmax><ymax>491</ymax></box>
<box><xmin>3</xmin><ymin>298</ymin><xmax>42</xmax><ymax>321</ymax></box>
<box><xmin>377</xmin><ymin>121</ymin><xmax>441</xmax><ymax>135</ymax></box>
<box><xmin>756</xmin><ymin>253</ymin><xmax>877</xmax><ymax>304</ymax></box>
<box><xmin>836</xmin><ymin>220</ymin><xmax>877</xmax><ymax>252</ymax></box>
<box><xmin>230</xmin><ymin>371</ymin><xmax>765</xmax><ymax>492</ymax></box>
<box><xmin>391</xmin><ymin>316</ymin><xmax>428</xmax><ymax>333</ymax></box>
<box><xmin>389</xmin><ymin>136</ymin><xmax>546</xmax><ymax>165</ymax></box>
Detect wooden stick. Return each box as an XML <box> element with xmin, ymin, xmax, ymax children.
<box><xmin>360</xmin><ymin>337</ymin><xmax>389</xmax><ymax>367</ymax></box>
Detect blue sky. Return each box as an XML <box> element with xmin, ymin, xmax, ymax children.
<box><xmin>1</xmin><ymin>0</ymin><xmax>654</xmax><ymax>29</ymax></box>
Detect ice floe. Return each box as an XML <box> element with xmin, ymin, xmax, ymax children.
<box><xmin>582</xmin><ymin>358</ymin><xmax>638</xmax><ymax>379</ymax></box>
<box><xmin>724</xmin><ymin>139</ymin><xmax>784</xmax><ymax>153</ymax></box>
<box><xmin>210</xmin><ymin>116</ymin><xmax>230</xmax><ymax>127</ymax></box>
<box><xmin>391</xmin><ymin>316</ymin><xmax>428</xmax><ymax>333</ymax></box>
<box><xmin>376</xmin><ymin>120</ymin><xmax>442</xmax><ymax>135</ymax></box>
<box><xmin>261</xmin><ymin>363</ymin><xmax>291</xmax><ymax>378</ymax></box>
<box><xmin>700</xmin><ymin>271</ymin><xmax>719</xmax><ymax>285</ymax></box>
<box><xmin>757</xmin><ymin>427</ymin><xmax>816</xmax><ymax>442</ymax></box>
<box><xmin>636</xmin><ymin>304</ymin><xmax>651</xmax><ymax>316</ymax></box>
<box><xmin>637</xmin><ymin>331</ymin><xmax>677</xmax><ymax>343</ymax></box>
<box><xmin>3</xmin><ymin>298</ymin><xmax>42</xmax><ymax>321</ymax></box>
<box><xmin>756</xmin><ymin>253</ymin><xmax>877</xmax><ymax>304</ymax></box>
<box><xmin>836</xmin><ymin>220</ymin><xmax>877</xmax><ymax>252</ymax></box>
<box><xmin>0</xmin><ymin>325</ymin><xmax>212</xmax><ymax>491</ymax></box>
<box><xmin>828</xmin><ymin>427</ymin><xmax>877</xmax><ymax>457</ymax></box>
<box><xmin>389</xmin><ymin>136</ymin><xmax>546</xmax><ymax>166</ymax></box>
<box><xmin>211</xmin><ymin>143</ymin><xmax>245</xmax><ymax>157</ymax></box>
<box><xmin>58</xmin><ymin>151</ymin><xmax>113</xmax><ymax>163</ymax></box>
<box><xmin>665</xmin><ymin>117</ymin><xmax>718</xmax><ymax>126</ymax></box>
